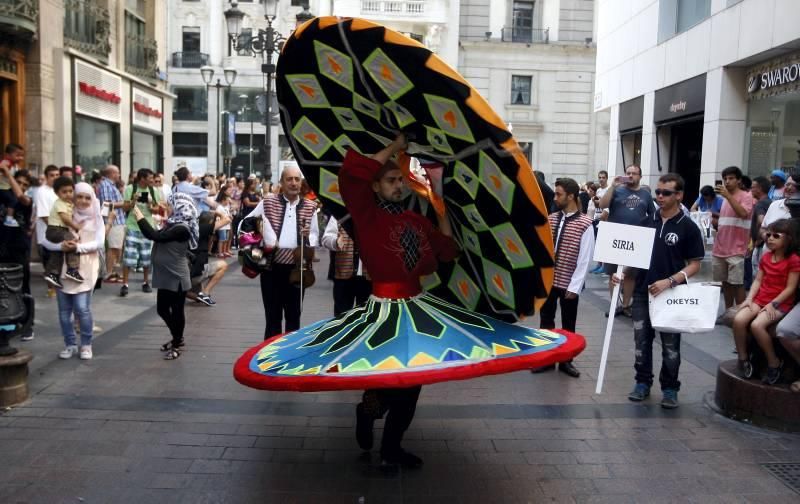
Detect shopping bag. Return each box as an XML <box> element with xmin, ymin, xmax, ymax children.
<box><xmin>649</xmin><ymin>281</ymin><xmax>721</xmax><ymax>333</ymax></box>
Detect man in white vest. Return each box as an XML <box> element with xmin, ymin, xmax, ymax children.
<box><xmin>532</xmin><ymin>177</ymin><xmax>594</xmax><ymax>378</ymax></box>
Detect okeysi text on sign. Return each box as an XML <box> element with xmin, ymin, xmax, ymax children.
<box><xmin>747</xmin><ymin>53</ymin><xmax>800</xmax><ymax>101</ymax></box>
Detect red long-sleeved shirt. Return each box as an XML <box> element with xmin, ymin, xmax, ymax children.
<box><xmin>339</xmin><ymin>150</ymin><xmax>459</xmax><ymax>298</ymax></box>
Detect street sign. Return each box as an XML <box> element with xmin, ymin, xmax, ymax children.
<box><xmin>593</xmin><ymin>221</ymin><xmax>655</xmax><ymax>269</ymax></box>
<box><xmin>593</xmin><ymin>221</ymin><xmax>655</xmax><ymax>395</ymax></box>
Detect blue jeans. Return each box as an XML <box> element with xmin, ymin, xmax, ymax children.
<box><xmin>631</xmin><ymin>293</ymin><xmax>681</xmax><ymax>391</ymax></box>
<box><xmin>56</xmin><ymin>290</ymin><xmax>93</xmax><ymax>347</ymax></box>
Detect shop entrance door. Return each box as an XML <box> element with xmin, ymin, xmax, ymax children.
<box><xmin>669</xmin><ymin>120</ymin><xmax>703</xmax><ymax>206</ymax></box>
<box><xmin>0</xmin><ymin>77</ymin><xmax>16</xmax><ymax>148</ymax></box>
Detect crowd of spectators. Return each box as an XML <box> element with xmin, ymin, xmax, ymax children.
<box><xmin>542</xmin><ymin>163</ymin><xmax>800</xmax><ymax>400</ymax></box>
<box><xmin>0</xmin><ymin>143</ymin><xmax>272</xmax><ymax>360</ymax></box>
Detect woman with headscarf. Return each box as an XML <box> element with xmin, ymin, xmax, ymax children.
<box><xmin>42</xmin><ymin>182</ymin><xmax>105</xmax><ymax>359</ymax></box>
<box><xmin>133</xmin><ymin>191</ymin><xmax>198</xmax><ymax>360</ymax></box>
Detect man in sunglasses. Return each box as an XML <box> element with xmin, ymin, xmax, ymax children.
<box><xmin>616</xmin><ymin>173</ymin><xmax>704</xmax><ymax>409</ymax></box>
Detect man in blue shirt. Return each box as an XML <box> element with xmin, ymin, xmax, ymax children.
<box><xmin>173</xmin><ymin>167</ymin><xmax>217</xmax><ymax>211</ymax></box>
<box><xmin>97</xmin><ymin>165</ymin><xmax>126</xmax><ymax>281</ymax></box>
<box><xmin>598</xmin><ymin>165</ymin><xmax>654</xmax><ymax>317</ymax></box>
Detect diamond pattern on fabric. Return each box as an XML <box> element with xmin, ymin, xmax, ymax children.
<box><xmin>314</xmin><ymin>40</ymin><xmax>354</xmax><ymax>91</ymax></box>
<box><xmin>363</xmin><ymin>48</ymin><xmax>414</xmax><ymax>100</ymax></box>
<box><xmin>286</xmin><ymin>74</ymin><xmax>330</xmax><ymax>108</ymax></box>
<box><xmin>400</xmin><ymin>226</ymin><xmax>420</xmax><ymax>272</ymax></box>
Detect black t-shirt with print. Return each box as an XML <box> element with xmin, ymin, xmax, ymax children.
<box><xmin>635</xmin><ymin>209</ymin><xmax>705</xmax><ymax>294</ymax></box>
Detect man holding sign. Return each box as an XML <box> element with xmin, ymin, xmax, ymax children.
<box><xmin>614</xmin><ymin>174</ymin><xmax>704</xmax><ymax>409</ymax></box>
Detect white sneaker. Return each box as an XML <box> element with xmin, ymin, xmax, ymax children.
<box><xmin>79</xmin><ymin>346</ymin><xmax>93</xmax><ymax>360</ymax></box>
<box><xmin>58</xmin><ymin>345</ymin><xmax>78</xmax><ymax>359</ymax></box>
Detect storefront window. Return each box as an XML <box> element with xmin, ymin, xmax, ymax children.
<box><xmin>76</xmin><ymin>116</ymin><xmax>115</xmax><ymax>175</ymax></box>
<box><xmin>229</xmin><ymin>134</ymin><xmax>265</xmax><ymax>177</ymax></box>
<box><xmin>745</xmin><ymin>95</ymin><xmax>800</xmax><ymax>175</ymax></box>
<box><xmin>132</xmin><ymin>130</ymin><xmax>160</xmax><ymax>171</ymax></box>
<box><xmin>620</xmin><ymin>132</ymin><xmax>642</xmax><ymax>168</ymax></box>
<box><xmin>173</xmin><ymin>86</ymin><xmax>207</xmax><ymax>121</ymax></box>
<box><xmin>225</xmin><ymin>88</ymin><xmax>268</xmax><ymax>123</ymax></box>
<box><xmin>173</xmin><ymin>132</ymin><xmax>208</xmax><ymax>157</ymax></box>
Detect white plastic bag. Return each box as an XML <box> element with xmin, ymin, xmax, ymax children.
<box><xmin>649</xmin><ymin>280</ymin><xmax>721</xmax><ymax>334</ymax></box>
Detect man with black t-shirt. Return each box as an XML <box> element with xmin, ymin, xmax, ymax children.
<box><xmin>614</xmin><ymin>173</ymin><xmax>704</xmax><ymax>409</ymax></box>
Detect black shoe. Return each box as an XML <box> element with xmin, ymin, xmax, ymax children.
<box><xmin>763</xmin><ymin>360</ymin><xmax>783</xmax><ymax>385</ymax></box>
<box><xmin>355</xmin><ymin>403</ymin><xmax>374</xmax><ymax>451</ymax></box>
<box><xmin>605</xmin><ymin>305</ymin><xmax>631</xmax><ymax>318</ymax></box>
<box><xmin>142</xmin><ymin>282</ymin><xmax>152</xmax><ymax>293</ymax></box>
<box><xmin>64</xmin><ymin>268</ymin><xmax>84</xmax><ymax>282</ymax></box>
<box><xmin>195</xmin><ymin>293</ymin><xmax>213</xmax><ymax>306</ymax></box>
<box><xmin>558</xmin><ymin>361</ymin><xmax>581</xmax><ymax>378</ymax></box>
<box><xmin>530</xmin><ymin>364</ymin><xmax>556</xmax><ymax>374</ymax></box>
<box><xmin>737</xmin><ymin>359</ymin><xmax>754</xmax><ymax>379</ymax></box>
<box><xmin>119</xmin><ymin>284</ymin><xmax>129</xmax><ymax>297</ymax></box>
<box><xmin>44</xmin><ymin>273</ymin><xmax>64</xmax><ymax>289</ymax></box>
<box><xmin>381</xmin><ymin>450</ymin><xmax>423</xmax><ymax>470</ymax></box>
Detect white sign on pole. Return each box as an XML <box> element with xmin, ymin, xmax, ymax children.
<box><xmin>593</xmin><ymin>221</ymin><xmax>656</xmax><ymax>269</ymax></box>
<box><xmin>593</xmin><ymin>221</ymin><xmax>656</xmax><ymax>395</ymax></box>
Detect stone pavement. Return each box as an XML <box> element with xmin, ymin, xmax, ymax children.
<box><xmin>1</xmin><ymin>257</ymin><xmax>799</xmax><ymax>503</ymax></box>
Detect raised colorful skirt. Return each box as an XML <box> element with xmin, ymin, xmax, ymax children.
<box><xmin>234</xmin><ymin>293</ymin><xmax>585</xmax><ymax>392</ymax></box>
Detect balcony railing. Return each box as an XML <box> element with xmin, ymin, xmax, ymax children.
<box><xmin>0</xmin><ymin>0</ymin><xmax>38</xmax><ymax>38</ymax></box>
<box><xmin>501</xmin><ymin>27</ymin><xmax>549</xmax><ymax>44</ymax></box>
<box><xmin>64</xmin><ymin>0</ymin><xmax>111</xmax><ymax>60</ymax></box>
<box><xmin>361</xmin><ymin>0</ymin><xmax>425</xmax><ymax>16</ymax></box>
<box><xmin>125</xmin><ymin>34</ymin><xmax>158</xmax><ymax>80</ymax></box>
<box><xmin>171</xmin><ymin>51</ymin><xmax>209</xmax><ymax>69</ymax></box>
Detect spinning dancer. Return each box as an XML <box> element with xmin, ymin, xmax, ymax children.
<box><xmin>343</xmin><ymin>134</ymin><xmax>457</xmax><ymax>469</ymax></box>
<box><xmin>236</xmin><ymin>133</ymin><xmax>584</xmax><ymax>471</ymax></box>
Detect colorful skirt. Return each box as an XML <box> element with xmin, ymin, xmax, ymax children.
<box><xmin>234</xmin><ymin>293</ymin><xmax>585</xmax><ymax>392</ymax></box>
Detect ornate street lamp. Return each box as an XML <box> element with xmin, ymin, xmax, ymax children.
<box><xmin>200</xmin><ymin>65</ymin><xmax>238</xmax><ymax>176</ymax></box>
<box><xmin>225</xmin><ymin>0</ymin><xmax>314</xmax><ymax>182</ymax></box>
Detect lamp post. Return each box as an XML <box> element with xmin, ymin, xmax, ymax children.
<box><xmin>200</xmin><ymin>65</ymin><xmax>237</xmax><ymax>176</ymax></box>
<box><xmin>239</xmin><ymin>93</ymin><xmax>255</xmax><ymax>177</ymax></box>
<box><xmin>225</xmin><ymin>0</ymin><xmax>313</xmax><ymax>182</ymax></box>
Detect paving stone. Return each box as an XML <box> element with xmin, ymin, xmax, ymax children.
<box><xmin>167</xmin><ymin>445</ymin><xmax>224</xmax><ymax>459</ymax></box>
<box><xmin>204</xmin><ymin>434</ymin><xmax>257</xmax><ymax>448</ymax></box>
<box><xmin>1</xmin><ymin>261</ymin><xmax>793</xmax><ymax>501</ymax></box>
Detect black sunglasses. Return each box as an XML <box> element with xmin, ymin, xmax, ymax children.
<box><xmin>654</xmin><ymin>189</ymin><xmax>678</xmax><ymax>196</ymax></box>
<box><xmin>766</xmin><ymin>232</ymin><xmax>785</xmax><ymax>239</ymax></box>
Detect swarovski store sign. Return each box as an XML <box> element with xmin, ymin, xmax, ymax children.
<box><xmin>746</xmin><ymin>52</ymin><xmax>800</xmax><ymax>101</ymax></box>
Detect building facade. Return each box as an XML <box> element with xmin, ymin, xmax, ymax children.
<box><xmin>169</xmin><ymin>0</ymin><xmax>320</xmax><ymax>180</ymax></box>
<box><xmin>168</xmin><ymin>0</ymin><xmax>605</xmax><ymax>183</ymax></box>
<box><xmin>595</xmin><ymin>0</ymin><xmax>800</xmax><ymax>204</ymax></box>
<box><xmin>459</xmin><ymin>0</ymin><xmax>609</xmax><ymax>182</ymax></box>
<box><xmin>1</xmin><ymin>0</ymin><xmax>172</xmax><ymax>179</ymax></box>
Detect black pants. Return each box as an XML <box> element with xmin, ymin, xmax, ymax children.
<box><xmin>156</xmin><ymin>288</ymin><xmax>186</xmax><ymax>346</ymax></box>
<box><xmin>539</xmin><ymin>287</ymin><xmax>579</xmax><ymax>332</ymax></box>
<box><xmin>363</xmin><ymin>386</ymin><xmax>422</xmax><ymax>458</ymax></box>
<box><xmin>45</xmin><ymin>226</ymin><xmax>80</xmax><ymax>274</ymax></box>
<box><xmin>260</xmin><ymin>263</ymin><xmax>303</xmax><ymax>340</ymax></box>
<box><xmin>539</xmin><ymin>287</ymin><xmax>579</xmax><ymax>365</ymax></box>
<box><xmin>333</xmin><ymin>276</ymin><xmax>372</xmax><ymax>316</ymax></box>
